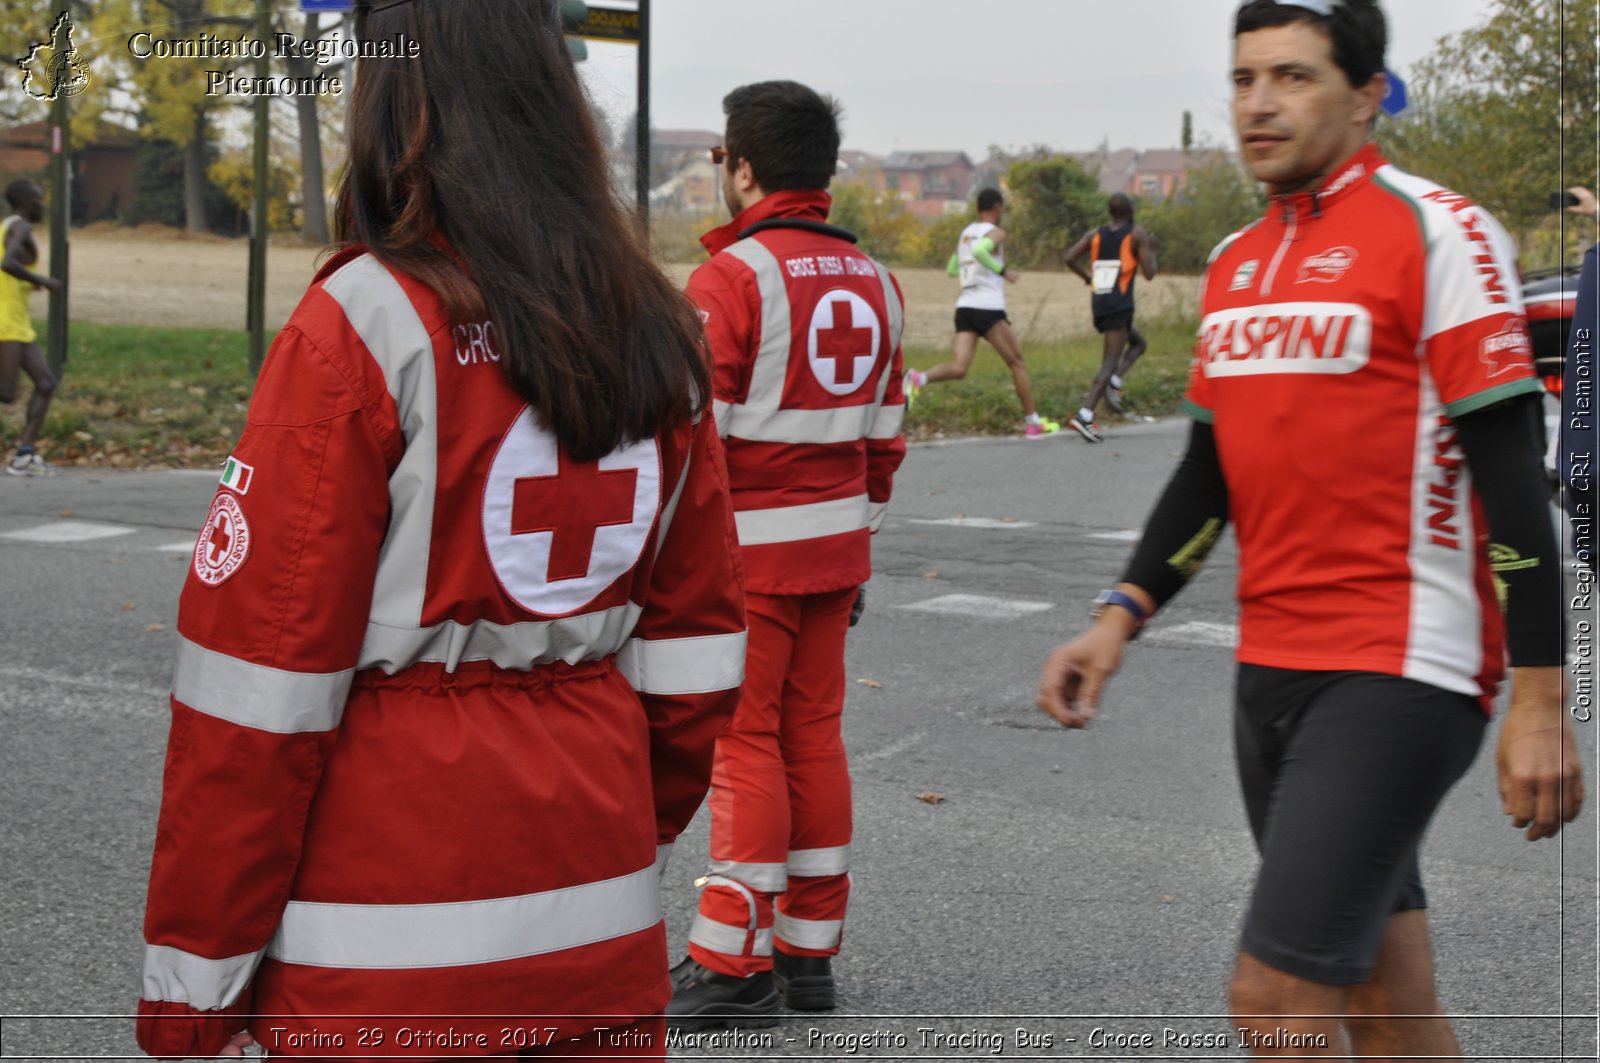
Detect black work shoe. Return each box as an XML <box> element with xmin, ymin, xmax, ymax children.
<box><xmin>773</xmin><ymin>950</ymin><xmax>836</xmax><ymax>1011</ymax></box>
<box><xmin>665</xmin><ymin>958</ymin><xmax>780</xmax><ymax>1031</ymax></box>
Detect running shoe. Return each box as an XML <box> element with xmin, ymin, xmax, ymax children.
<box><xmin>1106</xmin><ymin>382</ymin><xmax>1127</xmax><ymax>413</ymax></box>
<box><xmin>903</xmin><ymin>368</ymin><xmax>926</xmax><ymax>411</ymax></box>
<box><xmin>5</xmin><ymin>452</ymin><xmax>54</xmax><ymax>476</ymax></box>
<box><xmin>1025</xmin><ymin>418</ymin><xmax>1061</xmax><ymax>439</ymax></box>
<box><xmin>1067</xmin><ymin>416</ymin><xmax>1102</xmax><ymax>443</ymax></box>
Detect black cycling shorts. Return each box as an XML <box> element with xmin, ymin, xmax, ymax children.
<box><xmin>1234</xmin><ymin>665</ymin><xmax>1486</xmax><ymax>985</ymax></box>
<box><xmin>1093</xmin><ymin>308</ymin><xmax>1134</xmax><ymax>334</ymax></box>
<box><xmin>954</xmin><ymin>307</ymin><xmax>1009</xmax><ymax>336</ymax></box>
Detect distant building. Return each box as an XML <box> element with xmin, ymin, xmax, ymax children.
<box><xmin>1068</xmin><ymin>146</ymin><xmax>1241</xmax><ymax>199</ymax></box>
<box><xmin>0</xmin><ymin>118</ymin><xmax>136</xmax><ymax>223</ymax></box>
<box><xmin>835</xmin><ymin>149</ymin><xmax>883</xmax><ymax>186</ymax></box>
<box><xmin>875</xmin><ymin>150</ymin><xmax>975</xmax><ymax>204</ymax></box>
<box><xmin>652</xmin><ymin>156</ymin><xmax>721</xmax><ymax>212</ymax></box>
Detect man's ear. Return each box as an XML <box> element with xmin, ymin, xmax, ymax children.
<box><xmin>1355</xmin><ymin>70</ymin><xmax>1387</xmax><ymax>127</ymax></box>
<box><xmin>734</xmin><ymin>157</ymin><xmax>758</xmax><ymax>196</ymax></box>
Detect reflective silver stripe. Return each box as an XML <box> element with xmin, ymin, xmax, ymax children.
<box><xmin>871</xmin><ymin>260</ymin><xmax>905</xmax><ymax>355</ymax></box>
<box><xmin>322</xmin><ymin>254</ymin><xmax>438</xmax><ymax>631</ymax></box>
<box><xmin>616</xmin><ymin>631</ymin><xmax>746</xmax><ymax>695</ymax></box>
<box><xmin>173</xmin><ymin>636</ymin><xmax>351</xmax><ymax>734</ymax></box>
<box><xmin>861</xmin><ymin>260</ymin><xmax>905</xmax><ymax>444</ymax></box>
<box><xmin>707</xmin><ymin>860</ymin><xmax>787</xmax><ymax>893</ymax></box>
<box><xmin>774</xmin><ymin>913</ymin><xmax>843</xmax><ymax>951</ymax></box>
<box><xmin>788</xmin><ymin>845</ymin><xmax>850</xmax><ymax>877</ymax></box>
<box><xmin>867</xmin><ymin>403</ymin><xmax>905</xmax><ymax>440</ymax></box>
<box><xmin>141</xmin><ymin>944</ymin><xmax>263</xmax><ymax>1011</ymax></box>
<box><xmin>688</xmin><ymin>914</ymin><xmax>753</xmax><ymax>957</ymax></box>
<box><xmin>725</xmin><ymin>240</ymin><xmax>793</xmax><ymax>412</ymax></box>
<box><xmin>268</xmin><ymin>864</ymin><xmax>661</xmax><ymax>969</ymax></box>
<box><xmin>358</xmin><ymin>603</ymin><xmax>644</xmax><ymax>673</ymax></box>
<box><xmin>711</xmin><ymin>399</ymin><xmax>734</xmax><ymax>439</ymax></box>
<box><xmin>654</xmin><ymin>454</ymin><xmax>692</xmax><ymax>560</ymax></box>
<box><xmin>735</xmin><ymin>495</ymin><xmax>869</xmax><ymax>547</ymax></box>
<box><xmin>718</xmin><ymin>402</ymin><xmax>876</xmax><ymax>445</ymax></box>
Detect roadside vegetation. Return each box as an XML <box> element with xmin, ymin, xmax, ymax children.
<box><xmin>2</xmin><ymin>321</ymin><xmax>255</xmax><ymax>468</ymax></box>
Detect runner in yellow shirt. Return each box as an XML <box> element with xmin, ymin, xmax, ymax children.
<box><xmin>1</xmin><ymin>180</ymin><xmax>61</xmax><ymax>476</ymax></box>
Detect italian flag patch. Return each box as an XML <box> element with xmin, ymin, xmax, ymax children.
<box><xmin>219</xmin><ymin>455</ymin><xmax>254</xmax><ymax>495</ymax></box>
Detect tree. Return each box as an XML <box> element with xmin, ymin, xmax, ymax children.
<box><xmin>827</xmin><ymin>181</ymin><xmax>922</xmax><ymax>264</ymax></box>
<box><xmin>127</xmin><ymin>0</ymin><xmax>255</xmax><ymax>232</ymax></box>
<box><xmin>1380</xmin><ymin>0</ymin><xmax>1596</xmax><ymax>241</ymax></box>
<box><xmin>1002</xmin><ymin>153</ymin><xmax>1104</xmax><ymax>269</ymax></box>
<box><xmin>1181</xmin><ymin>110</ymin><xmax>1194</xmax><ymax>153</ymax></box>
<box><xmin>1140</xmin><ymin>153</ymin><xmax>1265</xmax><ymax>274</ymax></box>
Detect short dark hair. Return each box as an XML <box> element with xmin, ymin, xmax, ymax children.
<box><xmin>1108</xmin><ymin>192</ymin><xmax>1133</xmax><ymax>221</ymax></box>
<box><xmin>4</xmin><ymin>179</ymin><xmax>39</xmax><ymax>208</ymax></box>
<box><xmin>1234</xmin><ymin>0</ymin><xmax>1387</xmax><ymax>88</ymax></box>
<box><xmin>976</xmin><ymin>188</ymin><xmax>1004</xmax><ymax>213</ymax></box>
<box><xmin>722</xmin><ymin>80</ymin><xmax>841</xmax><ymax>193</ymax></box>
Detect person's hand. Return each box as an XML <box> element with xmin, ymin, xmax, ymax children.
<box><xmin>1003</xmin><ymin>269</ymin><xmax>1019</xmax><ymax>285</ymax></box>
<box><xmin>848</xmin><ymin>585</ymin><xmax>866</xmax><ymax>627</ymax></box>
<box><xmin>1496</xmin><ymin>666</ymin><xmax>1584</xmax><ymax>840</ymax></box>
<box><xmin>1566</xmin><ymin>186</ymin><xmax>1597</xmax><ymax>218</ymax></box>
<box><xmin>36</xmin><ymin>276</ymin><xmax>62</xmax><ymax>294</ymax></box>
<box><xmin>1037</xmin><ymin>621</ymin><xmax>1129</xmax><ymax>729</ymax></box>
<box><xmin>216</xmin><ymin>1031</ymin><xmax>255</xmax><ymax>1058</ymax></box>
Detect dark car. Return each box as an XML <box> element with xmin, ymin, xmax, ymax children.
<box><xmin>1522</xmin><ymin>264</ymin><xmax>1578</xmax><ymax>494</ymax></box>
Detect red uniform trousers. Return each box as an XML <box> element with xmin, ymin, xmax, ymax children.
<box><xmin>688</xmin><ymin>588</ymin><xmax>855</xmax><ymax>978</ymax></box>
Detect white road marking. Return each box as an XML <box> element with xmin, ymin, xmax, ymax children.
<box><xmin>157</xmin><ymin>540</ymin><xmax>199</xmax><ymax>553</ymax></box>
<box><xmin>1087</xmin><ymin>529</ymin><xmax>1142</xmax><ymax>542</ymax></box>
<box><xmin>0</xmin><ymin>521</ymin><xmax>138</xmax><ymax>543</ymax></box>
<box><xmin>1146</xmin><ymin>621</ymin><xmax>1239</xmax><ymax>648</ymax></box>
<box><xmin>0</xmin><ymin>665</ymin><xmax>167</xmax><ymax>699</ymax></box>
<box><xmin>898</xmin><ymin>594</ymin><xmax>1054</xmax><ymax>621</ymax></box>
<box><xmin>906</xmin><ymin>517</ymin><xmax>1039</xmax><ymax>529</ymax></box>
<box><xmin>857</xmin><ymin>731</ymin><xmax>927</xmax><ymax>764</ymax></box>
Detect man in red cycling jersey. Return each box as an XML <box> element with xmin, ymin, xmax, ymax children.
<box><xmin>1039</xmin><ymin>1</ymin><xmax>1581</xmax><ymax>1057</ymax></box>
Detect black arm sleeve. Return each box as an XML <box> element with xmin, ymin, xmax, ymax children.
<box><xmin>1455</xmin><ymin>393</ymin><xmax>1563</xmax><ymax>667</ymax></box>
<box><xmin>1121</xmin><ymin>420</ymin><xmax>1231</xmax><ymax>608</ymax></box>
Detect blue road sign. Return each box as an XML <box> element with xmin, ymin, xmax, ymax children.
<box><xmin>301</xmin><ymin>0</ymin><xmax>354</xmax><ymax>11</ymax></box>
<box><xmin>1381</xmin><ymin>68</ymin><xmax>1408</xmax><ymax>117</ymax></box>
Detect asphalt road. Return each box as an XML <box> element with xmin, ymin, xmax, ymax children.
<box><xmin>0</xmin><ymin>418</ymin><xmax>1594</xmax><ymax>1061</ymax></box>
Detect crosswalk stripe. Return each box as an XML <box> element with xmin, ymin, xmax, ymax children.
<box><xmin>898</xmin><ymin>593</ymin><xmax>1054</xmax><ymax>621</ymax></box>
<box><xmin>906</xmin><ymin>517</ymin><xmax>1039</xmax><ymax>530</ymax></box>
<box><xmin>1146</xmin><ymin>621</ymin><xmax>1239</xmax><ymax>648</ymax></box>
<box><xmin>0</xmin><ymin>521</ymin><xmax>139</xmax><ymax>543</ymax></box>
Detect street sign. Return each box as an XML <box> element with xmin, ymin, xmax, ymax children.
<box><xmin>300</xmin><ymin>0</ymin><xmax>354</xmax><ymax>11</ymax></box>
<box><xmin>577</xmin><ymin>4</ymin><xmax>641</xmax><ymax>44</ymax></box>
<box><xmin>1381</xmin><ymin>68</ymin><xmax>1408</xmax><ymax>117</ymax></box>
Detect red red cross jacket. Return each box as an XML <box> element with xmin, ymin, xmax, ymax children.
<box><xmin>689</xmin><ymin>190</ymin><xmax>907</xmax><ymax>595</ymax></box>
<box><xmin>137</xmin><ymin>245</ymin><xmax>746</xmax><ymax>1059</ymax></box>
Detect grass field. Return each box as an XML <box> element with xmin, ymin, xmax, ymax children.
<box><xmin>2</xmin><ymin>229</ymin><xmax>1201</xmax><ymax>467</ymax></box>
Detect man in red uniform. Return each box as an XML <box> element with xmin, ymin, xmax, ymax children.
<box><xmin>1039</xmin><ymin>1</ymin><xmax>1582</xmax><ymax>1057</ymax></box>
<box><xmin>667</xmin><ymin>81</ymin><xmax>906</xmax><ymax>1028</ymax></box>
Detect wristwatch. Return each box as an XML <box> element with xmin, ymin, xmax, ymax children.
<box><xmin>1091</xmin><ymin>589</ymin><xmax>1149</xmax><ymax>638</ymax></box>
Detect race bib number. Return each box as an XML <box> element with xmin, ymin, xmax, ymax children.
<box><xmin>959</xmin><ymin>259</ymin><xmax>981</xmax><ymax>290</ymax></box>
<box><xmin>1092</xmin><ymin>259</ymin><xmax>1120</xmax><ymax>295</ymax></box>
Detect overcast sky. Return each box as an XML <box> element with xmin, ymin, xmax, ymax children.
<box><xmin>577</xmin><ymin>0</ymin><xmax>1495</xmax><ymax>159</ymax></box>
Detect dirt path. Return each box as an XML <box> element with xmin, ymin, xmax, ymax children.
<box><xmin>47</xmin><ymin>229</ymin><xmax>1199</xmax><ymax>345</ymax></box>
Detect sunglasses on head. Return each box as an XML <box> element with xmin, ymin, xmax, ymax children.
<box><xmin>1252</xmin><ymin>0</ymin><xmax>1346</xmax><ymax>16</ymax></box>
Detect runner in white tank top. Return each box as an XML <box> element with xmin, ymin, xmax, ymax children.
<box><xmin>903</xmin><ymin>190</ymin><xmax>1059</xmax><ymax>438</ymax></box>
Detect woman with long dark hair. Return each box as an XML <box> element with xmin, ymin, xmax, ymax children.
<box><xmin>136</xmin><ymin>2</ymin><xmax>745</xmax><ymax>1058</ymax></box>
